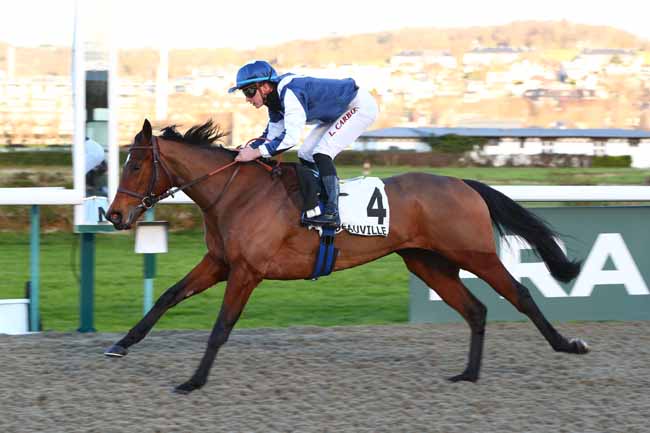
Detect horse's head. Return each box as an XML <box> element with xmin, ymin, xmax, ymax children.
<box><xmin>106</xmin><ymin>119</ymin><xmax>174</xmax><ymax>230</ymax></box>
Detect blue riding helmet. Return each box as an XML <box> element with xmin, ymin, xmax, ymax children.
<box><xmin>228</xmin><ymin>60</ymin><xmax>278</xmax><ymax>93</ymax></box>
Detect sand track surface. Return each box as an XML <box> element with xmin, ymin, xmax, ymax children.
<box><xmin>1</xmin><ymin>321</ymin><xmax>648</xmax><ymax>433</ymax></box>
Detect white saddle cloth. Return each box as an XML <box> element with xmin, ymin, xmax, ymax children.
<box><xmin>339</xmin><ymin>177</ymin><xmax>390</xmax><ymax>237</ymax></box>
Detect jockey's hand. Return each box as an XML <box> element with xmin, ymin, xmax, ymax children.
<box><xmin>235</xmin><ymin>146</ymin><xmax>262</xmax><ymax>162</ymax></box>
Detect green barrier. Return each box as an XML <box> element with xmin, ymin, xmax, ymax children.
<box><xmin>410</xmin><ymin>206</ymin><xmax>650</xmax><ymax>323</ymax></box>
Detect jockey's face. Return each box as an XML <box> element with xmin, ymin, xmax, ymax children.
<box><xmin>244</xmin><ymin>82</ymin><xmax>272</xmax><ymax>109</ymax></box>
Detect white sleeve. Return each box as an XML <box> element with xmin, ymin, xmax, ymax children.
<box><xmin>258</xmin><ymin>89</ymin><xmax>306</xmax><ymax>157</ymax></box>
<box><xmin>267</xmin><ymin>119</ymin><xmax>285</xmax><ymax>141</ymax></box>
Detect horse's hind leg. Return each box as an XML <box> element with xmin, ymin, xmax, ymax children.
<box><xmin>469</xmin><ymin>253</ymin><xmax>589</xmax><ymax>354</ymax></box>
<box><xmin>399</xmin><ymin>249</ymin><xmax>487</xmax><ymax>382</ymax></box>
<box><xmin>104</xmin><ymin>254</ymin><xmax>228</xmax><ymax>357</ymax></box>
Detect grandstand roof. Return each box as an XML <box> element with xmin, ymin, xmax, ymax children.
<box><xmin>360</xmin><ymin>127</ymin><xmax>650</xmax><ymax>140</ymax></box>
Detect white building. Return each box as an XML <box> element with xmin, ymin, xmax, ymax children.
<box><xmin>356</xmin><ymin>127</ymin><xmax>650</xmax><ymax>168</ymax></box>
<box><xmin>562</xmin><ymin>49</ymin><xmax>640</xmax><ymax>81</ymax></box>
<box><xmin>389</xmin><ymin>50</ymin><xmax>457</xmax><ymax>71</ymax></box>
<box><xmin>289</xmin><ymin>64</ymin><xmax>392</xmax><ymax>95</ymax></box>
<box><xmin>463</xmin><ymin>47</ymin><xmax>523</xmax><ymax>69</ymax></box>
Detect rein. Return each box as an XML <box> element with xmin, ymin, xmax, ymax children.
<box><xmin>118</xmin><ymin>136</ymin><xmax>275</xmax><ymax>212</ymax></box>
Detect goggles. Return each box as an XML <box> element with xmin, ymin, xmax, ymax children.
<box><xmin>241</xmin><ymin>85</ymin><xmax>258</xmax><ymax>98</ymax></box>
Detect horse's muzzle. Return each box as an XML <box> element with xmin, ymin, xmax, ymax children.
<box><xmin>106</xmin><ymin>210</ymin><xmax>130</xmax><ymax>230</ymax></box>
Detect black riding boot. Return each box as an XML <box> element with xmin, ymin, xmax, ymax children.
<box><xmin>303</xmin><ymin>175</ymin><xmax>340</xmax><ymax>228</ymax></box>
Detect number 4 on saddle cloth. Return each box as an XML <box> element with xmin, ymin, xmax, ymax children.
<box><xmin>295</xmin><ymin>165</ymin><xmax>391</xmax><ymax>279</ymax></box>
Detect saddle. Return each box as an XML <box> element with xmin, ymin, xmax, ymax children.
<box><xmin>279</xmin><ymin>163</ymin><xmax>390</xmax><ymax>278</ymax></box>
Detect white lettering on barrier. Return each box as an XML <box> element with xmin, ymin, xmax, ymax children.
<box><xmin>571</xmin><ymin>233</ymin><xmax>649</xmax><ymax>297</ymax></box>
<box><xmin>429</xmin><ymin>232</ymin><xmax>648</xmax><ymax>301</ymax></box>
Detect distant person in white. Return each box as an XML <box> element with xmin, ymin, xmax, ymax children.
<box><xmin>85</xmin><ymin>137</ymin><xmax>105</xmax><ymax>174</ymax></box>
<box><xmin>85</xmin><ymin>137</ymin><xmax>107</xmax><ymax>196</ymax></box>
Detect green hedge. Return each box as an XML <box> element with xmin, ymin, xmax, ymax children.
<box><xmin>0</xmin><ymin>150</ymin><xmax>131</xmax><ymax>166</ymax></box>
<box><xmin>591</xmin><ymin>155</ymin><xmax>632</xmax><ymax>168</ymax></box>
<box><xmin>423</xmin><ymin>134</ymin><xmax>487</xmax><ymax>153</ymax></box>
<box><xmin>0</xmin><ymin>150</ymin><xmax>72</xmax><ymax>166</ymax></box>
<box><xmin>0</xmin><ymin>148</ymin><xmax>634</xmax><ymax>169</ymax></box>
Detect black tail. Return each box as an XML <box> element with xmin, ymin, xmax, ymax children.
<box><xmin>463</xmin><ymin>179</ymin><xmax>581</xmax><ymax>283</ymax></box>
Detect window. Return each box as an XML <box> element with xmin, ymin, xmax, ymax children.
<box><xmin>542</xmin><ymin>140</ymin><xmax>554</xmax><ymax>154</ymax></box>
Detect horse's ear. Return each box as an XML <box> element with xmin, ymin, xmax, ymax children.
<box><xmin>142</xmin><ymin>119</ymin><xmax>152</xmax><ymax>143</ymax></box>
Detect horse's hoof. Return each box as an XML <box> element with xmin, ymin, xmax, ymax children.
<box><xmin>569</xmin><ymin>338</ymin><xmax>590</xmax><ymax>354</ymax></box>
<box><xmin>104</xmin><ymin>344</ymin><xmax>128</xmax><ymax>357</ymax></box>
<box><xmin>448</xmin><ymin>372</ymin><xmax>479</xmax><ymax>383</ymax></box>
<box><xmin>173</xmin><ymin>380</ymin><xmax>202</xmax><ymax>395</ymax></box>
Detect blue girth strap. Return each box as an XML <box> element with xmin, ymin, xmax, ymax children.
<box><xmin>309</xmin><ymin>227</ymin><xmax>338</xmax><ymax>280</ymax></box>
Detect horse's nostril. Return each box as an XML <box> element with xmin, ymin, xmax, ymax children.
<box><xmin>110</xmin><ymin>212</ymin><xmax>122</xmax><ymax>224</ymax></box>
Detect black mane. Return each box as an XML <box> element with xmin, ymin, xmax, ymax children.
<box><xmin>160</xmin><ymin>120</ymin><xmax>235</xmax><ymax>154</ymax></box>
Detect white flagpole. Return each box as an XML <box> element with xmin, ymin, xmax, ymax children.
<box><xmin>72</xmin><ymin>0</ymin><xmax>87</xmax><ymax>227</ymax></box>
<box><xmin>107</xmin><ymin>4</ymin><xmax>119</xmax><ymax>203</ymax></box>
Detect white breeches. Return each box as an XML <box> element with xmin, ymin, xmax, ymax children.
<box><xmin>297</xmin><ymin>88</ymin><xmax>379</xmax><ymax>162</ymax></box>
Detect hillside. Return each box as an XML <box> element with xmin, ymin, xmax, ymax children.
<box><xmin>1</xmin><ymin>21</ymin><xmax>648</xmax><ymax>78</ymax></box>
<box><xmin>2</xmin><ymin>20</ymin><xmax>650</xmax><ymax>145</ymax></box>
<box><xmin>255</xmin><ymin>20</ymin><xmax>649</xmax><ymax>67</ymax></box>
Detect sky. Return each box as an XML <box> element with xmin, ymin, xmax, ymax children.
<box><xmin>0</xmin><ymin>0</ymin><xmax>649</xmax><ymax>49</ymax></box>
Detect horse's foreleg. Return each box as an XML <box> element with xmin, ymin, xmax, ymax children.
<box><xmin>104</xmin><ymin>254</ymin><xmax>228</xmax><ymax>357</ymax></box>
<box><xmin>399</xmin><ymin>249</ymin><xmax>487</xmax><ymax>382</ymax></box>
<box><xmin>174</xmin><ymin>265</ymin><xmax>261</xmax><ymax>394</ymax></box>
<box><xmin>470</xmin><ymin>253</ymin><xmax>589</xmax><ymax>355</ymax></box>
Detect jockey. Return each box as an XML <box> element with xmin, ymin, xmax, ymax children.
<box><xmin>231</xmin><ymin>60</ymin><xmax>379</xmax><ymax>228</ymax></box>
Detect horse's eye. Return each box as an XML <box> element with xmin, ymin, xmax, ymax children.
<box><xmin>130</xmin><ymin>162</ymin><xmax>141</xmax><ymax>171</ymax></box>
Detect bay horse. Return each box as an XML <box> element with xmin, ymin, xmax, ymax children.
<box><xmin>104</xmin><ymin>119</ymin><xmax>589</xmax><ymax>394</ymax></box>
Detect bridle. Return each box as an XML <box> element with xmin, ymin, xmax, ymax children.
<box><xmin>117</xmin><ymin>136</ymin><xmax>275</xmax><ymax>213</ymax></box>
<box><xmin>118</xmin><ymin>136</ymin><xmax>177</xmax><ymax>210</ymax></box>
